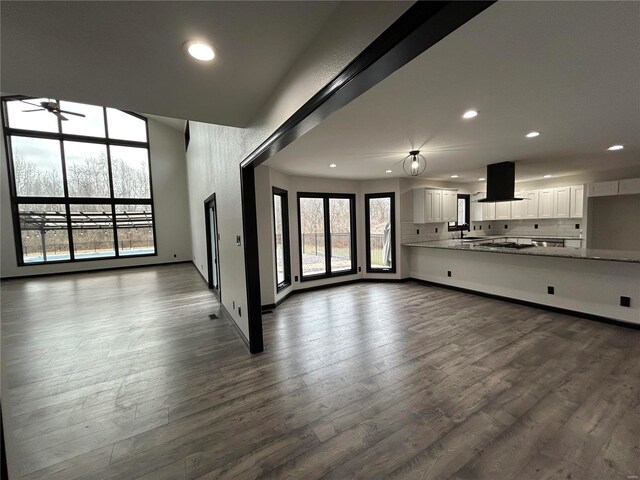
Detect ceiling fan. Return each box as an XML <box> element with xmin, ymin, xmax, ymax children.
<box><xmin>20</xmin><ymin>99</ymin><xmax>85</xmax><ymax>121</ymax></box>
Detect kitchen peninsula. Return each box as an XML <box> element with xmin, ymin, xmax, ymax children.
<box><xmin>403</xmin><ymin>238</ymin><xmax>640</xmax><ymax>324</ymax></box>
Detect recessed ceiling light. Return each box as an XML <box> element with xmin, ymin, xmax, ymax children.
<box><xmin>462</xmin><ymin>110</ymin><xmax>478</xmax><ymax>119</ymax></box>
<box><xmin>185</xmin><ymin>41</ymin><xmax>215</xmax><ymax>61</ymax></box>
<box><xmin>478</xmin><ymin>177</ymin><xmax>486</xmax><ymax>181</ymax></box>
<box><xmin>526</xmin><ymin>131</ymin><xmax>540</xmax><ymax>138</ymax></box>
<box><xmin>329</xmin><ymin>163</ymin><xmax>337</xmax><ymax>168</ymax></box>
<box><xmin>385</xmin><ymin>169</ymin><xmax>392</xmax><ymax>173</ymax></box>
<box><xmin>607</xmin><ymin>145</ymin><xmax>624</xmax><ymax>151</ymax></box>
<box><xmin>543</xmin><ymin>174</ymin><xmax>552</xmax><ymax>178</ymax></box>
<box><xmin>450</xmin><ymin>175</ymin><xmax>459</xmax><ymax>178</ymax></box>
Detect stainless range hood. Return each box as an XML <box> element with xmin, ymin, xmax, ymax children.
<box><xmin>477</xmin><ymin>161</ymin><xmax>523</xmax><ymax>203</ymax></box>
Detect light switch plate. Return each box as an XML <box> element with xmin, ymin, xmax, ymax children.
<box><xmin>236</xmin><ymin>235</ymin><xmax>241</xmax><ymax>246</ymax></box>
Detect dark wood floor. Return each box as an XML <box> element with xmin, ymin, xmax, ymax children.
<box><xmin>1</xmin><ymin>263</ymin><xmax>638</xmax><ymax>479</ymax></box>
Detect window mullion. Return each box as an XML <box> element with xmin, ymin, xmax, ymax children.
<box><xmin>324</xmin><ymin>197</ymin><xmax>331</xmax><ymax>274</ymax></box>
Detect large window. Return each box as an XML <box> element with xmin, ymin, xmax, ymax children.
<box><xmin>448</xmin><ymin>194</ymin><xmax>470</xmax><ymax>231</ymax></box>
<box><xmin>2</xmin><ymin>96</ymin><xmax>156</xmax><ymax>265</ymax></box>
<box><xmin>365</xmin><ymin>193</ymin><xmax>396</xmax><ymax>273</ymax></box>
<box><xmin>298</xmin><ymin>193</ymin><xmax>356</xmax><ymax>281</ymax></box>
<box><xmin>273</xmin><ymin>187</ymin><xmax>291</xmax><ymax>292</ymax></box>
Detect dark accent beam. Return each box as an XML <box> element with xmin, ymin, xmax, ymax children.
<box><xmin>239</xmin><ymin>1</ymin><xmax>496</xmax><ymax>353</ymax></box>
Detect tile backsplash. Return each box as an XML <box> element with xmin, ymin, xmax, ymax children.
<box><xmin>401</xmin><ymin>222</ymin><xmax>459</xmax><ymax>244</ymax></box>
<box><xmin>474</xmin><ymin>218</ymin><xmax>582</xmax><ymax>238</ymax></box>
<box><xmin>402</xmin><ymin>218</ymin><xmax>582</xmax><ymax>244</ymax></box>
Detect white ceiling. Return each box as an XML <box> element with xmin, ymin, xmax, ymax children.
<box><xmin>265</xmin><ymin>1</ymin><xmax>640</xmax><ymax>183</ymax></box>
<box><xmin>0</xmin><ymin>1</ymin><xmax>342</xmax><ymax>127</ymax></box>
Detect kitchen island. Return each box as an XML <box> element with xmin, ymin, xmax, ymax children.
<box><xmin>403</xmin><ymin>239</ymin><xmax>640</xmax><ymax>324</ymax></box>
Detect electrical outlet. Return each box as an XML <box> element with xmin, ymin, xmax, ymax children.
<box><xmin>488</xmin><ymin>225</ymin><xmax>491</xmax><ymax>229</ymax></box>
<box><xmin>238</xmin><ymin>306</ymin><xmax>242</xmax><ymax>317</ymax></box>
<box><xmin>236</xmin><ymin>235</ymin><xmax>241</xmax><ymax>246</ymax></box>
<box><xmin>547</xmin><ymin>286</ymin><xmax>555</xmax><ymax>295</ymax></box>
<box><xmin>358</xmin><ymin>266</ymin><xmax>361</xmax><ymax>272</ymax></box>
<box><xmin>534</xmin><ymin>224</ymin><xmax>539</xmax><ymax>229</ymax></box>
<box><xmin>504</xmin><ymin>224</ymin><xmax>508</xmax><ymax>229</ymax></box>
<box><xmin>435</xmin><ymin>227</ymin><xmax>438</xmax><ymax>233</ymax></box>
<box><xmin>233</xmin><ymin>300</ymin><xmax>235</xmax><ymax>309</ymax></box>
<box><xmin>575</xmin><ymin>223</ymin><xmax>580</xmax><ymax>229</ymax></box>
<box><xmin>295</xmin><ymin>275</ymin><xmax>299</xmax><ymax>282</ymax></box>
<box><xmin>620</xmin><ymin>296</ymin><xmax>631</xmax><ymax>307</ymax></box>
<box><xmin>447</xmin><ymin>271</ymin><xmax>452</xmax><ymax>277</ymax></box>
<box><xmin>174</xmin><ymin>254</ymin><xmax>177</xmax><ymax>258</ymax></box>
<box><xmin>416</xmin><ymin>229</ymin><xmax>420</xmax><ymax>235</ymax></box>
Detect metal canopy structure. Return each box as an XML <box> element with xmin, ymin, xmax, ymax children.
<box><xmin>19</xmin><ymin>210</ymin><xmax>153</xmax><ymax>231</ymax></box>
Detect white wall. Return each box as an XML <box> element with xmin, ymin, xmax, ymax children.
<box><xmin>185</xmin><ymin>2</ymin><xmax>410</xmax><ymax>339</ymax></box>
<box><xmin>0</xmin><ymin>117</ymin><xmax>192</xmax><ymax>278</ymax></box>
<box><xmin>588</xmin><ymin>194</ymin><xmax>640</xmax><ymax>250</ymax></box>
<box><xmin>254</xmin><ymin>165</ymin><xmax>406</xmax><ymax>307</ymax></box>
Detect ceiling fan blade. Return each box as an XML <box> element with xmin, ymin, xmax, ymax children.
<box><xmin>22</xmin><ymin>108</ymin><xmax>46</xmax><ymax>112</ymax></box>
<box><xmin>19</xmin><ymin>100</ymin><xmax>43</xmax><ymax>108</ymax></box>
<box><xmin>54</xmin><ymin>112</ymin><xmax>69</xmax><ymax>121</ymax></box>
<box><xmin>58</xmin><ymin>110</ymin><xmax>86</xmax><ymax>118</ymax></box>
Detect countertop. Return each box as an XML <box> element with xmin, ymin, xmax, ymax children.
<box><xmin>402</xmin><ymin>238</ymin><xmax>640</xmax><ymax>263</ymax></box>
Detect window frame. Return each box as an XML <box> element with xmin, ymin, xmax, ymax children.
<box><xmin>1</xmin><ymin>95</ymin><xmax>157</xmax><ymax>266</ymax></box>
<box><xmin>447</xmin><ymin>193</ymin><xmax>471</xmax><ymax>232</ymax></box>
<box><xmin>365</xmin><ymin>192</ymin><xmax>396</xmax><ymax>274</ymax></box>
<box><xmin>297</xmin><ymin>192</ymin><xmax>357</xmax><ymax>282</ymax></box>
<box><xmin>272</xmin><ymin>187</ymin><xmax>291</xmax><ymax>292</ymax></box>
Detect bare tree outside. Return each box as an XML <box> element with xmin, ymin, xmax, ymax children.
<box><xmin>10</xmin><ymin>107</ymin><xmax>154</xmax><ymax>264</ymax></box>
<box><xmin>368</xmin><ymin>196</ymin><xmax>392</xmax><ymax>268</ymax></box>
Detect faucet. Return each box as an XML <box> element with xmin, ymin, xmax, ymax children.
<box><xmin>460</xmin><ymin>230</ymin><xmax>465</xmax><ymax>239</ymax></box>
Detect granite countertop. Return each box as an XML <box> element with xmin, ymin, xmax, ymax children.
<box><xmin>402</xmin><ymin>239</ymin><xmax>640</xmax><ymax>263</ymax></box>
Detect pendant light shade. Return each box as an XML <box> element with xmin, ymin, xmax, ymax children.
<box><xmin>403</xmin><ymin>150</ymin><xmax>426</xmax><ymax>176</ymax></box>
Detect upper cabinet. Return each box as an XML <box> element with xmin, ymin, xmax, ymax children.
<box><xmin>481</xmin><ymin>201</ymin><xmax>496</xmax><ymax>220</ymax></box>
<box><xmin>524</xmin><ymin>190</ymin><xmax>539</xmax><ymax>218</ymax></box>
<box><xmin>442</xmin><ymin>190</ymin><xmax>457</xmax><ymax>222</ymax></box>
<box><xmin>414</xmin><ymin>188</ymin><xmax>455</xmax><ymax>223</ymax></box>
<box><xmin>471</xmin><ymin>193</ymin><xmax>484</xmax><ymax>221</ymax></box>
<box><xmin>425</xmin><ymin>190</ymin><xmax>443</xmax><ymax>223</ymax></box>
<box><xmin>474</xmin><ymin>185</ymin><xmax>583</xmax><ymax>220</ymax></box>
<box><xmin>511</xmin><ymin>193</ymin><xmax>525</xmax><ymax>219</ymax></box>
<box><xmin>570</xmin><ymin>185</ymin><xmax>584</xmax><ymax>218</ymax></box>
<box><xmin>587</xmin><ymin>178</ymin><xmax>640</xmax><ymax>197</ymax></box>
<box><xmin>588</xmin><ymin>181</ymin><xmax>619</xmax><ymax>197</ymax></box>
<box><xmin>618</xmin><ymin>178</ymin><xmax>640</xmax><ymax>195</ymax></box>
<box><xmin>538</xmin><ymin>189</ymin><xmax>554</xmax><ymax>218</ymax></box>
<box><xmin>553</xmin><ymin>186</ymin><xmax>571</xmax><ymax>218</ymax></box>
<box><xmin>495</xmin><ymin>201</ymin><xmax>511</xmax><ymax>220</ymax></box>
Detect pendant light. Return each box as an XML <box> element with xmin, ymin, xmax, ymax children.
<box><xmin>403</xmin><ymin>150</ymin><xmax>426</xmax><ymax>176</ymax></box>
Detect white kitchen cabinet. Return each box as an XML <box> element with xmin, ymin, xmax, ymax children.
<box><xmin>471</xmin><ymin>193</ymin><xmax>483</xmax><ymax>221</ymax></box>
<box><xmin>539</xmin><ymin>189</ymin><xmax>554</xmax><ymax>218</ymax></box>
<box><xmin>426</xmin><ymin>190</ymin><xmax>443</xmax><ymax>222</ymax></box>
<box><xmin>413</xmin><ymin>189</ymin><xmax>426</xmax><ymax>223</ymax></box>
<box><xmin>495</xmin><ymin>201</ymin><xmax>511</xmax><ymax>220</ymax></box>
<box><xmin>570</xmin><ymin>185</ymin><xmax>584</xmax><ymax>218</ymax></box>
<box><xmin>619</xmin><ymin>178</ymin><xmax>640</xmax><ymax>195</ymax></box>
<box><xmin>588</xmin><ymin>181</ymin><xmax>618</xmax><ymax>197</ymax></box>
<box><xmin>553</xmin><ymin>187</ymin><xmax>571</xmax><ymax>218</ymax></box>
<box><xmin>442</xmin><ymin>190</ymin><xmax>457</xmax><ymax>222</ymax></box>
<box><xmin>482</xmin><ymin>202</ymin><xmax>496</xmax><ymax>220</ymax></box>
<box><xmin>524</xmin><ymin>190</ymin><xmax>539</xmax><ymax>218</ymax></box>
<box><xmin>511</xmin><ymin>193</ymin><xmax>525</xmax><ymax>219</ymax></box>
